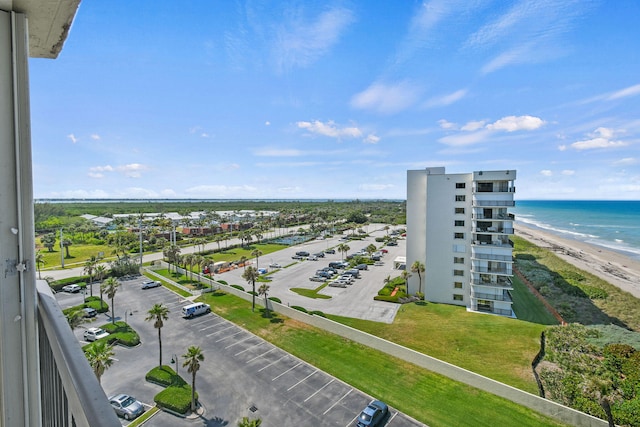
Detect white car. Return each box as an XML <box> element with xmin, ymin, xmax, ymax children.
<box><xmin>62</xmin><ymin>284</ymin><xmax>81</xmax><ymax>293</ymax></box>
<box><xmin>141</xmin><ymin>280</ymin><xmax>161</xmax><ymax>289</ymax></box>
<box><xmin>269</xmin><ymin>263</ymin><xmax>282</xmax><ymax>269</ymax></box>
<box><xmin>83</xmin><ymin>327</ymin><xmax>109</xmax><ymax>342</ymax></box>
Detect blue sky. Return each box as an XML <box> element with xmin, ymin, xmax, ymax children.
<box><xmin>29</xmin><ymin>0</ymin><xmax>640</xmax><ymax>200</ymax></box>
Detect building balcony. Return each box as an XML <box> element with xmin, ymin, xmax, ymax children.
<box><xmin>470</xmin><ymin>290</ymin><xmax>513</xmax><ymax>303</ymax></box>
<box><xmin>470</xmin><ymin>252</ymin><xmax>513</xmax><ymax>262</ymax></box>
<box><xmin>473</xmin><ymin>183</ymin><xmax>516</xmax><ymax>193</ymax></box>
<box><xmin>37</xmin><ymin>281</ymin><xmax>121</xmax><ymax>426</ymax></box>
<box><xmin>472</xmin><ymin>200</ymin><xmax>516</xmax><ymax>207</ymax></box>
<box><xmin>471</xmin><ymin>276</ymin><xmax>513</xmax><ymax>289</ymax></box>
<box><xmin>472</xmin><ymin>213</ymin><xmax>514</xmax><ymax>220</ymax></box>
<box><xmin>470</xmin><ymin>305</ymin><xmax>514</xmax><ymax>317</ymax></box>
<box><xmin>471</xmin><ymin>226</ymin><xmax>514</xmax><ymax>235</ymax></box>
<box><xmin>470</xmin><ymin>265</ymin><xmax>512</xmax><ymax>275</ymax></box>
<box><xmin>472</xmin><ymin>239</ymin><xmax>514</xmax><ymax>248</ymax></box>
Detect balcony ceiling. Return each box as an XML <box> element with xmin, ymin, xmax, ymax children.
<box><xmin>1</xmin><ymin>0</ymin><xmax>81</xmax><ymax>58</ymax></box>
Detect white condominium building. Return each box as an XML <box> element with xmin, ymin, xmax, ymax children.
<box><xmin>406</xmin><ymin>167</ymin><xmax>517</xmax><ymax>317</ymax></box>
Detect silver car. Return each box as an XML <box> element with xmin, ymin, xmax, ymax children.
<box><xmin>108</xmin><ymin>394</ymin><xmax>144</xmax><ymax>420</ymax></box>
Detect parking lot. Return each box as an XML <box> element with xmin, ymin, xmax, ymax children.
<box><xmin>59</xmin><ymin>273</ymin><xmax>425</xmax><ymax>426</ymax></box>
<box><xmin>219</xmin><ymin>225</ymin><xmax>406</xmax><ymax>323</ymax></box>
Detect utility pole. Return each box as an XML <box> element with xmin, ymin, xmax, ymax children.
<box><xmin>139</xmin><ymin>217</ymin><xmax>143</xmax><ymax>266</ymax></box>
<box><xmin>60</xmin><ymin>228</ymin><xmax>64</xmax><ymax>268</ymax></box>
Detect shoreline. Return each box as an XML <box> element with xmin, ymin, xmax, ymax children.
<box><xmin>515</xmin><ymin>223</ymin><xmax>640</xmax><ymax>300</ymax></box>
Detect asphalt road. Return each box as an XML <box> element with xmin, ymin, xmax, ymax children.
<box><xmin>62</xmin><ymin>275</ymin><xmax>425</xmax><ymax>426</ymax></box>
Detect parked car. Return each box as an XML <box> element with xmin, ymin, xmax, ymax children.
<box><xmin>108</xmin><ymin>394</ymin><xmax>145</xmax><ymax>420</ymax></box>
<box><xmin>83</xmin><ymin>327</ymin><xmax>109</xmax><ymax>342</ymax></box>
<box><xmin>386</xmin><ymin>241</ymin><xmax>398</xmax><ymax>246</ymax></box>
<box><xmin>325</xmin><ymin>249</ymin><xmax>336</xmax><ymax>254</ymax></box>
<box><xmin>141</xmin><ymin>280</ymin><xmax>161</xmax><ymax>289</ymax></box>
<box><xmin>356</xmin><ymin>263</ymin><xmax>369</xmax><ymax>270</ymax></box>
<box><xmin>62</xmin><ymin>284</ymin><xmax>81</xmax><ymax>293</ymax></box>
<box><xmin>356</xmin><ymin>400</ymin><xmax>388</xmax><ymax>427</ymax></box>
<box><xmin>374</xmin><ymin>261</ymin><xmax>384</xmax><ymax>266</ymax></box>
<box><xmin>291</xmin><ymin>255</ymin><xmax>304</xmax><ymax>260</ymax></box>
<box><xmin>313</xmin><ymin>252</ymin><xmax>325</xmax><ymax>258</ymax></box>
<box><xmin>182</xmin><ymin>302</ymin><xmax>211</xmax><ymax>318</ymax></box>
<box><xmin>82</xmin><ymin>307</ymin><xmax>97</xmax><ymax>318</ymax></box>
<box><xmin>308</xmin><ymin>255</ymin><xmax>318</xmax><ymax>261</ymax></box>
<box><xmin>380</xmin><ymin>249</ymin><xmax>389</xmax><ymax>253</ymax></box>
<box><xmin>269</xmin><ymin>263</ymin><xmax>282</xmax><ymax>269</ymax></box>
<box><xmin>309</xmin><ymin>276</ymin><xmax>325</xmax><ymax>282</ymax></box>
<box><xmin>295</xmin><ymin>251</ymin><xmax>310</xmax><ymax>257</ymax></box>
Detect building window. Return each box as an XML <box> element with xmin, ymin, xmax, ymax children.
<box><xmin>453</xmin><ymin>269</ymin><xmax>464</xmax><ymax>276</ymax></box>
<box><xmin>455</xmin><ymin>195</ymin><xmax>466</xmax><ymax>202</ymax></box>
<box><xmin>456</xmin><ymin>183</ymin><xmax>466</xmax><ymax>189</ymax></box>
<box><xmin>455</xmin><ymin>207</ymin><xmax>465</xmax><ymax>214</ymax></box>
<box><xmin>454</xmin><ymin>232</ymin><xmax>464</xmax><ymax>239</ymax></box>
<box><xmin>453</xmin><ymin>294</ymin><xmax>464</xmax><ymax>301</ymax></box>
<box><xmin>454</xmin><ymin>257</ymin><xmax>464</xmax><ymax>264</ymax></box>
<box><xmin>454</xmin><ymin>220</ymin><xmax>465</xmax><ymax>227</ymax></box>
<box><xmin>454</xmin><ymin>282</ymin><xmax>463</xmax><ymax>289</ymax></box>
<box><xmin>453</xmin><ymin>244</ymin><xmax>466</xmax><ymax>253</ymax></box>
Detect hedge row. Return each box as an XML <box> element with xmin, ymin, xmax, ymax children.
<box><xmin>146</xmin><ymin>366</ymin><xmax>197</xmax><ymax>415</ymax></box>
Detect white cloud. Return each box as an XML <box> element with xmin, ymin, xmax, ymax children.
<box><xmin>115</xmin><ymin>187</ymin><xmax>160</xmax><ymax>198</ymax></box>
<box><xmin>89</xmin><ymin>165</ymin><xmax>114</xmax><ymax>173</ymax></box>
<box><xmin>561</xmin><ymin>170</ymin><xmax>575</xmax><ymax>176</ymax></box>
<box><xmin>255</xmin><ymin>148</ymin><xmax>304</xmax><ymax>157</ymax></box>
<box><xmin>116</xmin><ymin>163</ymin><xmax>148</xmax><ymax>178</ymax></box>
<box><xmin>540</xmin><ymin>170</ymin><xmax>553</xmax><ymax>176</ymax></box>
<box><xmin>274</xmin><ymin>6</ymin><xmax>354</xmax><ymax>72</ymax></box>
<box><xmin>160</xmin><ymin>189</ymin><xmax>177</xmax><ymax>197</ymax></box>
<box><xmin>364</xmin><ymin>134</ymin><xmax>380</xmax><ymax>144</ymax></box>
<box><xmin>90</xmin><ymin>134</ymin><xmax>101</xmax><ymax>140</ymax></box>
<box><xmin>486</xmin><ymin>115</ymin><xmax>545</xmax><ymax>132</ymax></box>
<box><xmin>424</xmin><ymin>89</ymin><xmax>467</xmax><ymax>107</ymax></box>
<box><xmin>558</xmin><ymin>144</ymin><xmax>567</xmax><ymax>151</ymax></box>
<box><xmin>606</xmin><ymin>83</ymin><xmax>640</xmax><ymax>101</ymax></box>
<box><xmin>438</xmin><ymin>119</ymin><xmax>457</xmax><ymax>130</ymax></box>
<box><xmin>67</xmin><ymin>134</ymin><xmax>78</xmax><ymax>144</ymax></box>
<box><xmin>461</xmin><ymin>120</ymin><xmax>486</xmax><ymax>132</ymax></box>
<box><xmin>571</xmin><ymin>127</ymin><xmax>628</xmax><ymax>150</ymax></box>
<box><xmin>265</xmin><ymin>121</ymin><xmax>271</xmax><ymax>126</ymax></box>
<box><xmin>297</xmin><ymin>120</ymin><xmax>374</xmax><ymax>142</ymax></box>
<box><xmin>88</xmin><ymin>172</ymin><xmax>104</xmax><ymax>179</ymax></box>
<box><xmin>613</xmin><ymin>157</ymin><xmax>637</xmax><ymax>166</ymax></box>
<box><xmin>438</xmin><ymin>129</ymin><xmax>491</xmax><ymax>146</ymax></box>
<box><xmin>351</xmin><ymin>81</ymin><xmax>421</xmax><ymax>114</ymax></box>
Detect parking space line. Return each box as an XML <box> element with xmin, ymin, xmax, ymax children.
<box><xmin>323</xmin><ymin>389</ymin><xmax>352</xmax><ymax>415</ymax></box>
<box><xmin>216</xmin><ymin>331</ymin><xmax>253</xmax><ymax>349</ymax></box>
<box><xmin>287</xmin><ymin>369</ymin><xmax>317</xmax><ymax>391</ymax></box>
<box><xmin>387</xmin><ymin>411</ymin><xmax>399</xmax><ymax>425</ymax></box>
<box><xmin>200</xmin><ymin>320</ymin><xmax>225</xmax><ymax>331</ymax></box>
<box><xmin>272</xmin><ymin>361</ymin><xmax>302</xmax><ymax>381</ymax></box>
<box><xmin>206</xmin><ymin>325</ymin><xmax>235</xmax><ymax>337</ymax></box>
<box><xmin>304</xmin><ymin>378</ymin><xmax>334</xmax><ymax>402</ymax></box>
<box><xmin>247</xmin><ymin>347</ymin><xmax>276</xmax><ymax>363</ymax></box>
<box><xmin>234</xmin><ymin>341</ymin><xmax>264</xmax><ymax>356</ymax></box>
<box><xmin>256</xmin><ymin>348</ymin><xmax>287</xmax><ymax>372</ymax></box>
<box><xmin>215</xmin><ymin>330</ymin><xmax>244</xmax><ymax>343</ymax></box>
<box><xmin>345</xmin><ymin>414</ymin><xmax>358</xmax><ymax>427</ymax></box>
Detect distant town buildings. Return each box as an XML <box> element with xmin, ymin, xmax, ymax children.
<box><xmin>406</xmin><ymin>167</ymin><xmax>516</xmax><ymax>317</ymax></box>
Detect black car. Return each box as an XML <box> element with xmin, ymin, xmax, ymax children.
<box><xmin>325</xmin><ymin>249</ymin><xmax>336</xmax><ymax>254</ymax></box>
<box><xmin>313</xmin><ymin>252</ymin><xmax>325</xmax><ymax>258</ymax></box>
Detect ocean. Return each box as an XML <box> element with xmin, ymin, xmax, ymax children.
<box><xmin>513</xmin><ymin>200</ymin><xmax>640</xmax><ymax>260</ymax></box>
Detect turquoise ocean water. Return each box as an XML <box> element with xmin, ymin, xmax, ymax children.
<box><xmin>513</xmin><ymin>200</ymin><xmax>640</xmax><ymax>261</ymax></box>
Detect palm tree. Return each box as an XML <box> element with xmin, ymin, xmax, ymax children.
<box><xmin>84</xmin><ymin>341</ymin><xmax>115</xmax><ymax>384</ymax></box>
<box><xmin>242</xmin><ymin>266</ymin><xmax>259</xmax><ymax>312</ymax></box>
<box><xmin>239</xmin><ymin>255</ymin><xmax>248</xmax><ymax>270</ymax></box>
<box><xmin>337</xmin><ymin>243</ymin><xmax>350</xmax><ymax>260</ymax></box>
<box><xmin>145</xmin><ymin>304</ymin><xmax>170</xmax><ymax>367</ymax></box>
<box><xmin>401</xmin><ymin>270</ymin><xmax>412</xmax><ymax>295</ymax></box>
<box><xmin>251</xmin><ymin>249</ymin><xmax>263</xmax><ymax>271</ymax></box>
<box><xmin>410</xmin><ymin>260</ymin><xmax>426</xmax><ymax>296</ymax></box>
<box><xmin>66</xmin><ymin>309</ymin><xmax>84</xmax><ymax>330</ymax></box>
<box><xmin>95</xmin><ymin>265</ymin><xmax>107</xmax><ymax>309</ymax></box>
<box><xmin>258</xmin><ymin>284</ymin><xmax>271</xmax><ymax>318</ymax></box>
<box><xmin>182</xmin><ymin>346</ymin><xmax>204</xmax><ymax>413</ymax></box>
<box><xmin>101</xmin><ymin>277</ymin><xmax>120</xmax><ymax>324</ymax></box>
<box><xmin>237</xmin><ymin>417</ymin><xmax>262</xmax><ymax>427</ymax></box>
<box><xmin>35</xmin><ymin>250</ymin><xmax>45</xmax><ymax>279</ymax></box>
<box><xmin>83</xmin><ymin>256</ymin><xmax>98</xmax><ymax>297</ymax></box>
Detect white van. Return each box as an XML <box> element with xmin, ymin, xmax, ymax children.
<box><xmin>181</xmin><ymin>302</ymin><xmax>211</xmax><ymax>318</ymax></box>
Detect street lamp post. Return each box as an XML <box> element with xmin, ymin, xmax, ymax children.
<box><xmin>170</xmin><ymin>354</ymin><xmax>179</xmax><ymax>375</ymax></box>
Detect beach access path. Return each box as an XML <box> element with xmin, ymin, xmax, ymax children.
<box><xmin>516</xmin><ymin>223</ymin><xmax>640</xmax><ymax>300</ymax></box>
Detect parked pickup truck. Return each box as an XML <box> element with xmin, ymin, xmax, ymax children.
<box><xmin>62</xmin><ymin>284</ymin><xmax>82</xmax><ymax>293</ymax></box>
<box><xmin>309</xmin><ymin>276</ymin><xmax>325</xmax><ymax>282</ymax></box>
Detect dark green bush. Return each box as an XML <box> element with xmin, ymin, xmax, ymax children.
<box><xmin>309</xmin><ymin>310</ymin><xmax>326</xmax><ymax>317</ymax></box>
<box><xmin>217</xmin><ymin>280</ymin><xmax>228</xmax><ymax>285</ymax></box>
<box><xmin>154</xmin><ymin>384</ymin><xmax>197</xmax><ymax>414</ymax></box>
<box><xmin>291</xmin><ymin>305</ymin><xmax>308</xmax><ymax>313</ymax></box>
<box><xmin>374</xmin><ymin>295</ymin><xmax>400</xmax><ymax>303</ymax></box>
<box><xmin>268</xmin><ymin>296</ymin><xmax>281</xmax><ymax>304</ymax></box>
<box><xmin>230</xmin><ymin>284</ymin><xmax>244</xmax><ymax>292</ymax></box>
<box><xmin>102</xmin><ymin>321</ymin><xmax>140</xmax><ymax>347</ymax></box>
<box><xmin>146</xmin><ymin>366</ymin><xmax>186</xmax><ymax>387</ymax></box>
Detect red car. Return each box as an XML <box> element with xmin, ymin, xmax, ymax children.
<box><xmin>380</xmin><ymin>249</ymin><xmax>388</xmax><ymax>253</ymax></box>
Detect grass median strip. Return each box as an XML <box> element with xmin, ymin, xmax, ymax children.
<box><xmin>199</xmin><ymin>291</ymin><xmax>566</xmax><ymax>427</ymax></box>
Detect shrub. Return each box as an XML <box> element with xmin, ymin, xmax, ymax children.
<box><xmin>217</xmin><ymin>280</ymin><xmax>228</xmax><ymax>285</ymax></box>
<box><xmin>248</xmin><ymin>291</ymin><xmax>258</xmax><ymax>296</ymax></box>
<box><xmin>102</xmin><ymin>321</ymin><xmax>140</xmax><ymax>347</ymax></box>
<box><xmin>154</xmin><ymin>384</ymin><xmax>197</xmax><ymax>414</ymax></box>
<box><xmin>374</xmin><ymin>295</ymin><xmax>400</xmax><ymax>303</ymax></box>
<box><xmin>230</xmin><ymin>284</ymin><xmax>244</xmax><ymax>292</ymax></box>
<box><xmin>291</xmin><ymin>306</ymin><xmax>308</xmax><ymax>313</ymax></box>
<box><xmin>51</xmin><ymin>276</ymin><xmax>89</xmax><ymax>291</ymax></box>
<box><xmin>309</xmin><ymin>310</ymin><xmax>326</xmax><ymax>317</ymax></box>
<box><xmin>268</xmin><ymin>296</ymin><xmax>281</xmax><ymax>304</ymax></box>
<box><xmin>146</xmin><ymin>366</ymin><xmax>186</xmax><ymax>387</ymax></box>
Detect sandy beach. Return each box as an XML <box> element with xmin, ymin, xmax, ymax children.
<box><xmin>516</xmin><ymin>223</ymin><xmax>640</xmax><ymax>300</ymax></box>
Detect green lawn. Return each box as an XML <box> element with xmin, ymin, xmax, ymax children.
<box><xmin>38</xmin><ymin>244</ymin><xmax>112</xmax><ymax>270</ymax></box>
<box><xmin>199</xmin><ymin>291</ymin><xmax>566</xmax><ymax>427</ymax></box>
<box><xmin>511</xmin><ymin>275</ymin><xmax>559</xmax><ymax>325</ymax></box>
<box><xmin>290</xmin><ymin>283</ymin><xmax>332</xmax><ymax>299</ymax></box>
